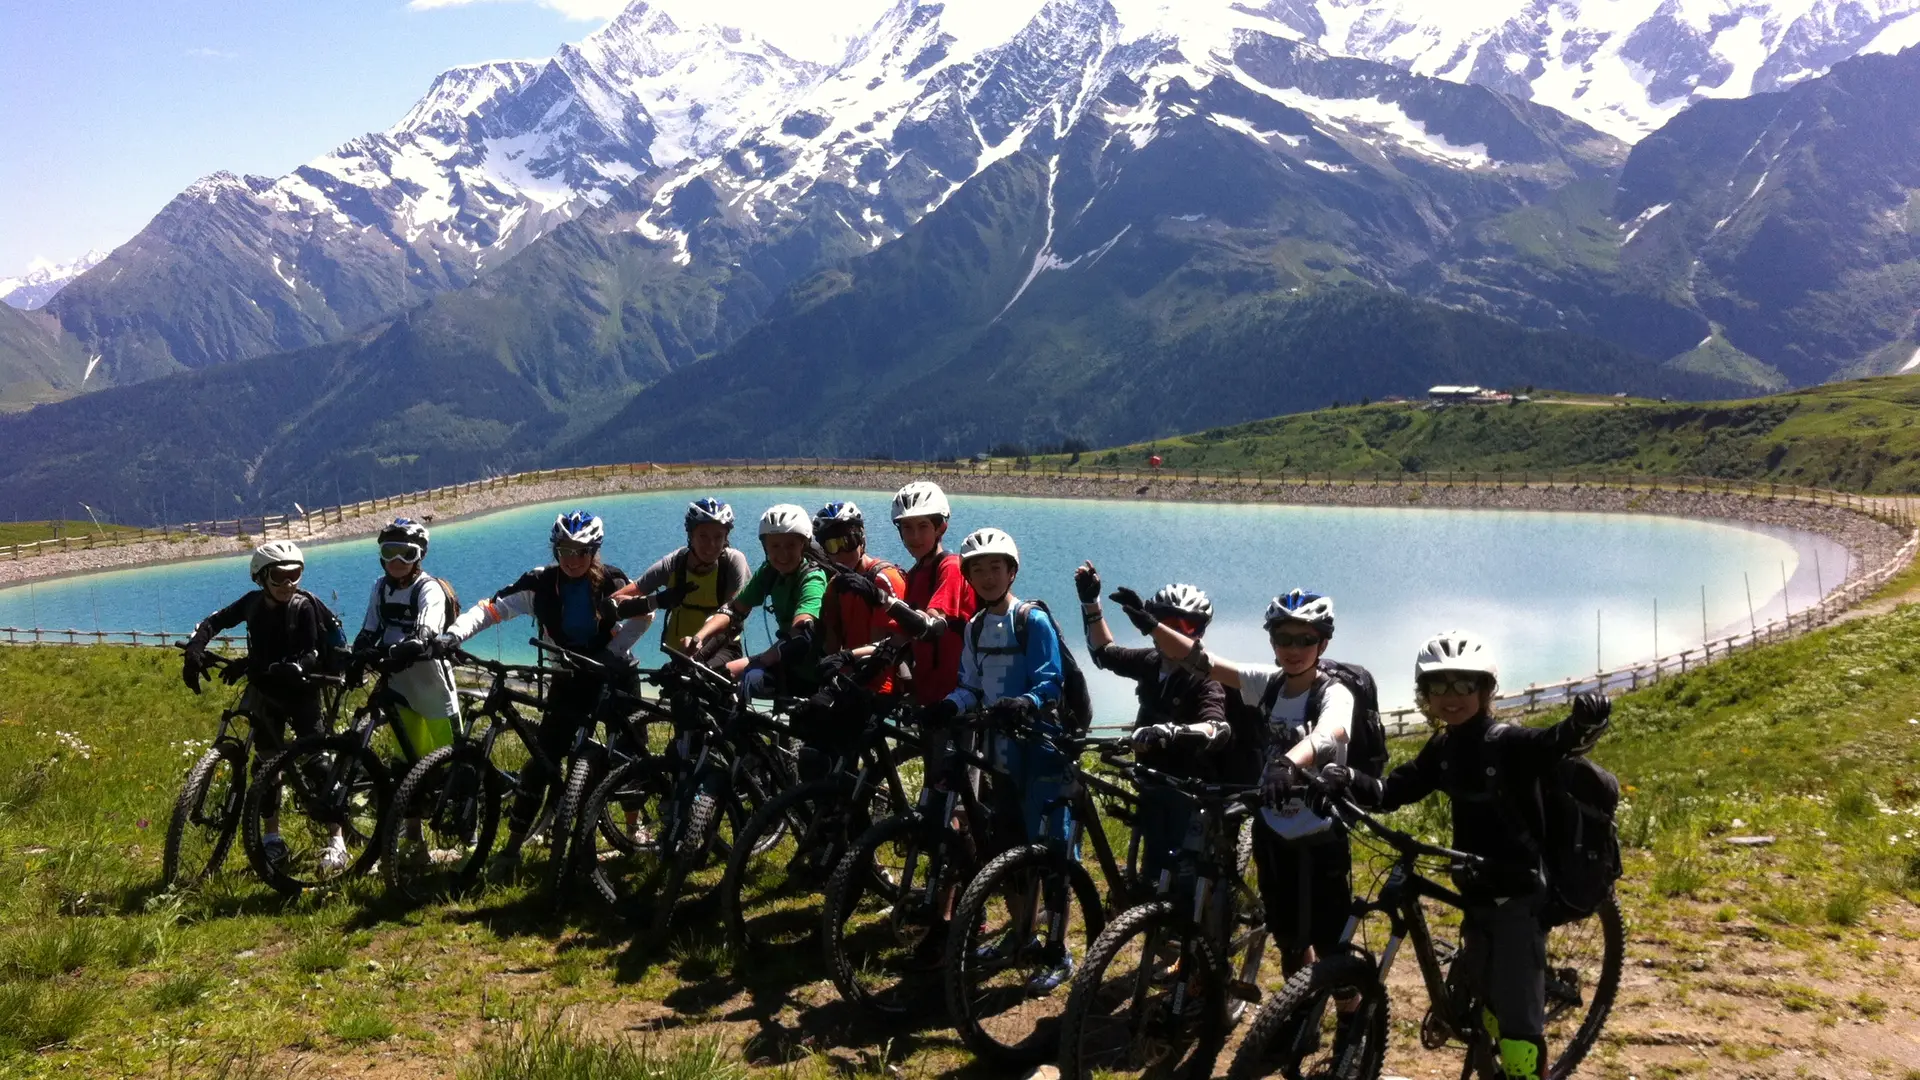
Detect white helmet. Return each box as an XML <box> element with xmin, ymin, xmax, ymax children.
<box><xmin>684</xmin><ymin>497</ymin><xmax>733</xmax><ymax>530</ymax></box>
<box><xmin>891</xmin><ymin>480</ymin><xmax>952</xmax><ymax>522</ymax></box>
<box><xmin>759</xmin><ymin>503</ymin><xmax>814</xmax><ymax>539</ymax></box>
<box><xmin>1147</xmin><ymin>583</ymin><xmax>1213</xmax><ymax>628</ymax></box>
<box><xmin>551</xmin><ymin>510</ymin><xmax>604</xmax><ymax>549</ymax></box>
<box><xmin>250</xmin><ymin>539</ymin><xmax>305</xmax><ymax>583</ymax></box>
<box><xmin>958</xmin><ymin>527</ymin><xmax>1019</xmax><ymax>570</ymax></box>
<box><xmin>1414</xmin><ymin>631</ymin><xmax>1499</xmax><ymax>681</ymax></box>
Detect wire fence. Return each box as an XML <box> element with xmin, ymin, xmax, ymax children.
<box><xmin>4</xmin><ymin>457</ymin><xmax>1914</xmax><ymax>562</ymax></box>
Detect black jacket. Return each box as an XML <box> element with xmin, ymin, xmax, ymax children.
<box><xmin>188</xmin><ymin>589</ymin><xmax>331</xmax><ymax>696</ymax></box>
<box><xmin>1092</xmin><ymin>643</ymin><xmax>1248</xmax><ymax>781</ymax></box>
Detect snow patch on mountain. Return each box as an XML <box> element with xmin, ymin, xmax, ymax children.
<box><xmin>1</xmin><ymin>250</ymin><xmax>110</xmax><ymax>310</ymax></box>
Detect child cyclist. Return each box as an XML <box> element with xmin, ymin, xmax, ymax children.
<box><xmin>180</xmin><ymin>540</ymin><xmax>348</xmax><ymax>871</ymax></box>
<box><xmin>811</xmin><ymin>500</ymin><xmax>909</xmax><ymax>692</ymax></box>
<box><xmin>684</xmin><ymin>504</ymin><xmax>828</xmax><ymax>699</ymax></box>
<box><xmin>920</xmin><ymin>527</ymin><xmax>1071</xmax><ymax>988</ymax></box>
<box><xmin>888</xmin><ymin>481</ymin><xmax>975</xmax><ymax>705</ymax></box>
<box><xmin>351</xmin><ymin>518</ymin><xmax>460</xmax><ymax>869</ymax></box>
<box><xmin>432</xmin><ymin>510</ymin><xmax>642</xmax><ymax>880</ymax></box>
<box><xmin>611</xmin><ymin>497</ymin><xmax>751</xmax><ymax>663</ymax></box>
<box><xmin>1075</xmin><ymin>563</ymin><xmax>1238</xmax><ymax>893</ymax></box>
<box><xmin>1112</xmin><ymin>587</ymin><xmax>1359</xmax><ymax>981</ymax></box>
<box><xmin>1322</xmin><ymin>633</ymin><xmax>1611</xmax><ymax>1080</ymax></box>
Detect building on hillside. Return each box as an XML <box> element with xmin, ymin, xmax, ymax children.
<box><xmin>1427</xmin><ymin>385</ymin><xmax>1513</xmax><ymax>406</ymax></box>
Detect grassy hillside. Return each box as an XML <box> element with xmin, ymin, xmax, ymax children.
<box><xmin>1060</xmin><ymin>374</ymin><xmax>1920</xmax><ymax>493</ymax></box>
<box><xmin>4</xmin><ymin>598</ymin><xmax>1920</xmax><ymax>1075</ymax></box>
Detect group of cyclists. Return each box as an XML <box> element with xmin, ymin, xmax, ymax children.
<box><xmin>168</xmin><ymin>479</ymin><xmax>1620</xmax><ymax>1080</ymax></box>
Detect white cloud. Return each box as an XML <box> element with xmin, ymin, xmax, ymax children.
<box><xmin>407</xmin><ymin>0</ymin><xmax>630</xmax><ymax>19</ymax></box>
<box><xmin>185</xmin><ymin>46</ymin><xmax>239</xmax><ymax>59</ymax></box>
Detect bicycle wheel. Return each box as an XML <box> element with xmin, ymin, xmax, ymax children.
<box><xmin>1057</xmin><ymin>900</ymin><xmax>1228</xmax><ymax>1080</ymax></box>
<box><xmin>649</xmin><ymin>772</ymin><xmax>751</xmax><ymax>942</ymax></box>
<box><xmin>543</xmin><ymin>753</ymin><xmax>603</xmax><ymax>909</ymax></box>
<box><xmin>242</xmin><ymin>735</ymin><xmax>389</xmax><ymax>897</ymax></box>
<box><xmin>946</xmin><ymin>843</ymin><xmax>1106</xmax><ymax>1064</ymax></box>
<box><xmin>577</xmin><ymin>757</ymin><xmax>675</xmax><ymax>916</ymax></box>
<box><xmin>162</xmin><ymin>742</ymin><xmax>248</xmax><ymax>890</ymax></box>
<box><xmin>1225</xmin><ymin>952</ymin><xmax>1388</xmax><ymax>1080</ymax></box>
<box><xmin>1545</xmin><ymin>894</ymin><xmax>1624</xmax><ymax>1080</ymax></box>
<box><xmin>383</xmin><ymin>744</ymin><xmax>504</xmax><ymax>902</ymax></box>
<box><xmin>721</xmin><ymin>774</ymin><xmax>887</xmax><ymax>952</ymax></box>
<box><xmin>822</xmin><ymin>812</ymin><xmax>968</xmax><ymax>1020</ymax></box>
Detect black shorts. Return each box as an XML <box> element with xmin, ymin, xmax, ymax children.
<box><xmin>1252</xmin><ymin>829</ymin><xmax>1353</xmax><ymax>956</ymax></box>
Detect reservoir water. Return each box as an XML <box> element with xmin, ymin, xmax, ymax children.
<box><xmin>0</xmin><ymin>487</ymin><xmax>1847</xmax><ymax>716</ymax></box>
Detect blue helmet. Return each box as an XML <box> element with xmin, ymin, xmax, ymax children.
<box><xmin>685</xmin><ymin>497</ymin><xmax>733</xmax><ymax>531</ymax></box>
<box><xmin>813</xmin><ymin>500</ymin><xmax>864</xmax><ymax>536</ymax></box>
<box><xmin>1264</xmin><ymin>589</ymin><xmax>1334</xmax><ymax>638</ymax></box>
<box><xmin>551</xmin><ymin>510</ymin><xmax>604</xmax><ymax>549</ymax></box>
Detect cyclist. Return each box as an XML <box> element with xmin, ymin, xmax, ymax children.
<box><xmin>922</xmin><ymin>527</ymin><xmax>1070</xmax><ymax>988</ymax></box>
<box><xmin>812</xmin><ymin>501</ymin><xmax>909</xmax><ymax>693</ymax></box>
<box><xmin>433</xmin><ymin>510</ymin><xmax>642</xmax><ymax>880</ymax></box>
<box><xmin>888</xmin><ymin>480</ymin><xmax>977</xmax><ymax>794</ymax></box>
<box><xmin>180</xmin><ymin>540</ymin><xmax>348</xmax><ymax>872</ymax></box>
<box><xmin>1075</xmin><ymin>563</ymin><xmax>1237</xmax><ymax>893</ymax></box>
<box><xmin>611</xmin><ymin>497</ymin><xmax>751</xmax><ymax>663</ymax></box>
<box><xmin>1323</xmin><ymin>633</ymin><xmax>1612</xmax><ymax>1080</ymax></box>
<box><xmin>351</xmin><ymin>518</ymin><xmax>461</xmax><ymax>869</ymax></box>
<box><xmin>1112</xmin><ymin>587</ymin><xmax>1358</xmax><ymax>984</ymax></box>
<box><xmin>685</xmin><ymin>504</ymin><xmax>828</xmax><ymax>698</ymax></box>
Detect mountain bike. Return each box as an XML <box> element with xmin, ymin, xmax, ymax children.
<box><xmin>162</xmin><ymin>647</ymin><xmax>343</xmax><ymax>890</ymax></box>
<box><xmin>1055</xmin><ymin>749</ymin><xmax>1269</xmax><ymax>1080</ymax></box>
<box><xmin>381</xmin><ymin>648</ymin><xmax>556</xmax><ymax>902</ymax></box>
<box><xmin>942</xmin><ymin>724</ymin><xmax>1150</xmax><ymax>1065</ymax></box>
<box><xmin>1224</xmin><ymin>785</ymin><xmax>1623</xmax><ymax>1080</ymax></box>
<box><xmin>718</xmin><ymin>644</ymin><xmax>919</xmax><ymax>952</ymax></box>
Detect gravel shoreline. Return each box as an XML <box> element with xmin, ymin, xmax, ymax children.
<box><xmin>1</xmin><ymin>467</ymin><xmax>1906</xmax><ymax>592</ymax></box>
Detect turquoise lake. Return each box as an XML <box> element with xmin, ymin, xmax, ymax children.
<box><xmin>0</xmin><ymin>487</ymin><xmax>1847</xmax><ymax>716</ymax></box>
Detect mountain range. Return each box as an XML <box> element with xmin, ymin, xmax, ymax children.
<box><xmin>1</xmin><ymin>0</ymin><xmax>1917</xmax><ymax>519</ymax></box>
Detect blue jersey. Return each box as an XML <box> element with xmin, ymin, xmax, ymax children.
<box><xmin>946</xmin><ymin>595</ymin><xmax>1063</xmax><ymax>714</ymax></box>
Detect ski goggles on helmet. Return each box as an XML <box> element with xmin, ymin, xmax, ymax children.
<box><xmin>821</xmin><ymin>533</ymin><xmax>860</xmax><ymax>555</ymax></box>
<box><xmin>1419</xmin><ymin>674</ymin><xmax>1488</xmax><ymax>697</ymax></box>
<box><xmin>379</xmin><ymin>542</ymin><xmax>423</xmax><ymax>564</ymax></box>
<box><xmin>263</xmin><ymin>564</ymin><xmax>303</xmax><ymax>587</ymax></box>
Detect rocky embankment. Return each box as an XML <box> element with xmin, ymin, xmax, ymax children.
<box><xmin>0</xmin><ymin>466</ymin><xmax>1906</xmax><ymax>592</ymax></box>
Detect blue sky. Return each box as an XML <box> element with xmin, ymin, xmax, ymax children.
<box><xmin>0</xmin><ymin>1</ymin><xmax>609</xmax><ymax>272</ymax></box>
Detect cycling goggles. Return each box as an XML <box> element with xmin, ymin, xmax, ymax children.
<box><xmin>821</xmin><ymin>534</ymin><xmax>860</xmax><ymax>555</ymax></box>
<box><xmin>552</xmin><ymin>540</ymin><xmax>596</xmax><ymax>558</ymax></box>
<box><xmin>379</xmin><ymin>542</ymin><xmax>423</xmax><ymax>564</ymax></box>
<box><xmin>1268</xmin><ymin>631</ymin><xmax>1324</xmax><ymax>649</ymax></box>
<box><xmin>263</xmin><ymin>565</ymin><xmax>303</xmax><ymax>587</ymax></box>
<box><xmin>1419</xmin><ymin>675</ymin><xmax>1487</xmax><ymax>697</ymax></box>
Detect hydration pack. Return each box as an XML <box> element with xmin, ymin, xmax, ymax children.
<box><xmin>967</xmin><ymin>599</ymin><xmax>1095</xmax><ymax>737</ymax></box>
<box><xmin>1534</xmin><ymin>755</ymin><xmax>1624</xmax><ymax>926</ymax></box>
<box><xmin>1252</xmin><ymin>658</ymin><xmax>1391</xmax><ymax>779</ymax></box>
<box><xmin>298</xmin><ymin>589</ymin><xmax>350</xmax><ymax>673</ymax></box>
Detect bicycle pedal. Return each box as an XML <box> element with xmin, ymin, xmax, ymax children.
<box><xmin>1418</xmin><ymin>1006</ymin><xmax>1458</xmax><ymax>1050</ymax></box>
<box><xmin>1227</xmin><ymin>978</ymin><xmax>1261</xmax><ymax>1003</ymax></box>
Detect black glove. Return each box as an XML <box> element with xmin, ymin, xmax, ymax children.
<box><xmin>431</xmin><ymin>632</ymin><xmax>459</xmax><ymax>661</ymax></box>
<box><xmin>835</xmin><ymin>571</ymin><xmax>880</xmax><ymax>605</ymax></box>
<box><xmin>181</xmin><ymin>648</ymin><xmax>206</xmax><ymax>693</ymax></box>
<box><xmin>1108</xmin><ymin>587</ymin><xmax>1159</xmax><ymax>636</ymax></box>
<box><xmin>1568</xmin><ymin>691</ymin><xmax>1611</xmax><ymax>750</ymax></box>
<box><xmin>990</xmin><ymin>696</ymin><xmax>1035</xmax><ymax>720</ymax></box>
<box><xmin>220</xmin><ymin>655</ymin><xmax>251</xmax><ymax>686</ymax></box>
<box><xmin>1074</xmin><ymin>561</ymin><xmax>1102</xmax><ymax>604</ymax></box>
<box><xmin>919</xmin><ymin>699</ymin><xmax>961</xmax><ymax>727</ymax></box>
<box><xmin>1261</xmin><ymin>764</ymin><xmax>1297</xmax><ymax>804</ymax></box>
<box><xmin>820</xmin><ymin>649</ymin><xmax>855</xmax><ymax>678</ymax></box>
<box><xmin>1317</xmin><ymin>763</ymin><xmax>1381</xmax><ymax>804</ymax></box>
<box><xmin>264</xmin><ymin>660</ymin><xmax>305</xmax><ymax>682</ymax></box>
<box><xmin>387</xmin><ymin>638</ymin><xmax>429</xmax><ymax>670</ymax></box>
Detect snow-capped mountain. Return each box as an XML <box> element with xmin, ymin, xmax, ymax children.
<box><xmin>1</xmin><ymin>250</ymin><xmax>108</xmax><ymax>310</ymax></box>
<box><xmin>41</xmin><ymin>0</ymin><xmax>1916</xmax><ymax>392</ymax></box>
<box><xmin>1288</xmin><ymin>0</ymin><xmax>1920</xmax><ymax>141</ymax></box>
<box><xmin>46</xmin><ymin>1</ymin><xmax>821</xmax><ymax>384</ymax></box>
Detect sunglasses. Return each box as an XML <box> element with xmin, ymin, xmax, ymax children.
<box><xmin>264</xmin><ymin>566</ymin><xmax>303</xmax><ymax>587</ymax></box>
<box><xmin>821</xmin><ymin>534</ymin><xmax>860</xmax><ymax>554</ymax></box>
<box><xmin>1269</xmin><ymin>632</ymin><xmax>1323</xmax><ymax>649</ymax></box>
<box><xmin>1420</xmin><ymin>676</ymin><xmax>1486</xmax><ymax>697</ymax></box>
<box><xmin>380</xmin><ymin>543</ymin><xmax>423</xmax><ymax>563</ymax></box>
<box><xmin>552</xmin><ymin>542</ymin><xmax>595</xmax><ymax>558</ymax></box>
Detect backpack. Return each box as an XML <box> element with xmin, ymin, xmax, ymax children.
<box><xmin>297</xmin><ymin>589</ymin><xmax>350</xmax><ymax>673</ymax></box>
<box><xmin>668</xmin><ymin>547</ymin><xmax>743</xmax><ymax>616</ymax></box>
<box><xmin>1252</xmin><ymin>658</ymin><xmax>1391</xmax><ymax>779</ymax></box>
<box><xmin>966</xmin><ymin>599</ymin><xmax>1096</xmax><ymax>737</ymax></box>
<box><xmin>1532</xmin><ymin>755</ymin><xmax>1623</xmax><ymax>926</ymax></box>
